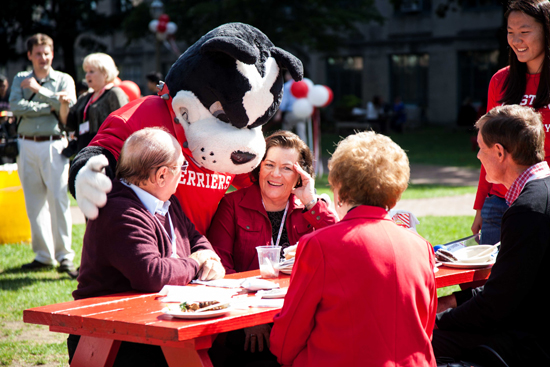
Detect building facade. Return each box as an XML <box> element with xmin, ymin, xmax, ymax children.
<box><xmin>308</xmin><ymin>0</ymin><xmax>503</xmax><ymax>126</ymax></box>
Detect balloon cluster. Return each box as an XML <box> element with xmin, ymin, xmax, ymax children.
<box><xmin>290</xmin><ymin>79</ymin><xmax>333</xmax><ymax>118</ymax></box>
<box><xmin>148</xmin><ymin>14</ymin><xmax>178</xmax><ymax>41</ymax></box>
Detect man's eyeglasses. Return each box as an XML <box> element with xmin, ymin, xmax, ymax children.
<box><xmin>155</xmin><ymin>160</ymin><xmax>188</xmax><ymax>174</ymax></box>
<box><xmin>173</xmin><ymin>160</ymin><xmax>189</xmax><ymax>173</ymax></box>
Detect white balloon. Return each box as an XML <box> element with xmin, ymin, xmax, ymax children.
<box><xmin>149</xmin><ymin>20</ymin><xmax>159</xmax><ymax>33</ymax></box>
<box><xmin>307</xmin><ymin>85</ymin><xmax>330</xmax><ymax>107</ymax></box>
<box><xmin>166</xmin><ymin>22</ymin><xmax>178</xmax><ymax>35</ymax></box>
<box><xmin>292</xmin><ymin>98</ymin><xmax>314</xmax><ymax>118</ymax></box>
<box><xmin>303</xmin><ymin>78</ymin><xmax>314</xmax><ymax>90</ymax></box>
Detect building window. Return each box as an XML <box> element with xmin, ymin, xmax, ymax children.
<box><xmin>394</xmin><ymin>0</ymin><xmax>432</xmax><ymax>14</ymax></box>
<box><xmin>119</xmin><ymin>63</ymin><xmax>143</xmax><ymax>90</ymax></box>
<box><xmin>326</xmin><ymin>56</ymin><xmax>363</xmax><ymax>109</ymax></box>
<box><xmin>458</xmin><ymin>50</ymin><xmax>499</xmax><ymax>109</ymax></box>
<box><xmin>113</xmin><ymin>0</ymin><xmax>132</xmax><ymax>13</ymax></box>
<box><xmin>390</xmin><ymin>54</ymin><xmax>429</xmax><ymax>107</ymax></box>
<box><xmin>462</xmin><ymin>0</ymin><xmax>500</xmax><ymax>9</ymax></box>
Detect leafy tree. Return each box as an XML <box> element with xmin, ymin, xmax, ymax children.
<box><xmin>122</xmin><ymin>0</ymin><xmax>383</xmax><ymax>60</ymax></box>
<box><xmin>0</xmin><ymin>0</ymin><xmax>127</xmax><ymax>79</ymax></box>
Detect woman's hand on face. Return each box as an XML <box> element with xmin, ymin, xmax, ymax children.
<box><xmin>292</xmin><ymin>163</ymin><xmax>316</xmax><ymax>207</ymax></box>
<box><xmin>244</xmin><ymin>324</ymin><xmax>272</xmax><ymax>353</ymax></box>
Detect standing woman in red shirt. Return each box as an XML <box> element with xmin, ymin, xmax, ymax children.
<box><xmin>472</xmin><ymin>0</ymin><xmax>550</xmax><ymax>245</ymax></box>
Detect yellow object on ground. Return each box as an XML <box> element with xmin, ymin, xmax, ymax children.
<box><xmin>0</xmin><ymin>164</ymin><xmax>31</xmax><ymax>244</ymax></box>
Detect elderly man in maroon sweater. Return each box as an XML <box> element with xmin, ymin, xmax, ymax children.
<box><xmin>68</xmin><ymin>127</ymin><xmax>225</xmax><ymax>366</ymax></box>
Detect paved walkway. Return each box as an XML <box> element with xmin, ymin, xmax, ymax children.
<box><xmin>70</xmin><ymin>164</ymin><xmax>481</xmax><ymax>224</ymax></box>
<box><xmin>395</xmin><ymin>164</ymin><xmax>479</xmax><ymax>217</ymax></box>
<box><xmin>391</xmin><ymin>164</ymin><xmax>479</xmax><ymax>217</ymax></box>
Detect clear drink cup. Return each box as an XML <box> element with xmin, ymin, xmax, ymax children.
<box><xmin>256</xmin><ymin>246</ymin><xmax>281</xmax><ymax>278</ymax></box>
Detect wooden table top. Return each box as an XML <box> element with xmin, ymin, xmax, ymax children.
<box><xmin>23</xmin><ymin>266</ymin><xmax>491</xmax><ymax>346</ymax></box>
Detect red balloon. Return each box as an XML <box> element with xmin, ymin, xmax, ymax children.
<box><xmin>157</xmin><ymin>14</ymin><xmax>170</xmax><ymax>33</ymax></box>
<box><xmin>113</xmin><ymin>77</ymin><xmax>122</xmax><ymax>86</ymax></box>
<box><xmin>322</xmin><ymin>86</ymin><xmax>334</xmax><ymax>107</ymax></box>
<box><xmin>118</xmin><ymin>80</ymin><xmax>141</xmax><ymax>102</ymax></box>
<box><xmin>290</xmin><ymin>81</ymin><xmax>309</xmax><ymax>99</ymax></box>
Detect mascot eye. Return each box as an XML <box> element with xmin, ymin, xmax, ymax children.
<box><xmin>209</xmin><ymin>101</ymin><xmax>231</xmax><ymax>124</ymax></box>
<box><xmin>179</xmin><ymin>107</ymin><xmax>189</xmax><ymax>123</ymax></box>
<box><xmin>214</xmin><ymin>111</ymin><xmax>230</xmax><ymax>123</ymax></box>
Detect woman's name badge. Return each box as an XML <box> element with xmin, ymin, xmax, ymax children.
<box><xmin>79</xmin><ymin>121</ymin><xmax>90</xmax><ymax>135</ymax></box>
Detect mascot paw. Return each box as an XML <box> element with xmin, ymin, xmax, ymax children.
<box><xmin>75</xmin><ymin>155</ymin><xmax>113</xmax><ymax>219</ymax></box>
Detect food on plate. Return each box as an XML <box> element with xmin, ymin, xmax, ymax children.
<box><xmin>179</xmin><ymin>301</ymin><xmax>228</xmax><ymax>312</ymax></box>
<box><xmin>435</xmin><ymin>249</ymin><xmax>458</xmax><ymax>263</ymax></box>
<box><xmin>284</xmin><ymin>244</ymin><xmax>298</xmax><ymax>260</ymax></box>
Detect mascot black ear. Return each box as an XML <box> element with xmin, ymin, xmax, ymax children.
<box><xmin>200</xmin><ymin>37</ymin><xmax>259</xmax><ymax>65</ymax></box>
<box><xmin>270</xmin><ymin>47</ymin><xmax>303</xmax><ymax>81</ymax></box>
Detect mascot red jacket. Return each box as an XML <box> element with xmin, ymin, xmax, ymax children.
<box><xmin>69</xmin><ymin>23</ymin><xmax>303</xmax><ymax>235</ymax></box>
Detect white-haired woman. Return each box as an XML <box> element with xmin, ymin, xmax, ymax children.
<box><xmin>59</xmin><ymin>53</ymin><xmax>128</xmax><ymax>155</ymax></box>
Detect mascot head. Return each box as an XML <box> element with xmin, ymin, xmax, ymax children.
<box><xmin>164</xmin><ymin>22</ymin><xmax>303</xmax><ymax>175</ymax></box>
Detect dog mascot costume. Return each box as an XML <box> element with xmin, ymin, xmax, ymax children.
<box><xmin>69</xmin><ymin>23</ymin><xmax>303</xmax><ymax>235</ymax></box>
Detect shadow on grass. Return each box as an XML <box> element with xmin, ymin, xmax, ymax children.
<box><xmin>1</xmin><ymin>267</ymin><xmax>75</xmax><ymax>291</ymax></box>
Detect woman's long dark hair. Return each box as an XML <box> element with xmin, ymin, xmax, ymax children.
<box><xmin>501</xmin><ymin>0</ymin><xmax>550</xmax><ymax>109</ymax></box>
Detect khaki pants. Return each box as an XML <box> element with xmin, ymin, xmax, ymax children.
<box><xmin>17</xmin><ymin>137</ymin><xmax>73</xmax><ymax>265</ymax></box>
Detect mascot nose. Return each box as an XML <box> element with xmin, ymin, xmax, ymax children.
<box><xmin>231</xmin><ymin>151</ymin><xmax>256</xmax><ymax>165</ymax></box>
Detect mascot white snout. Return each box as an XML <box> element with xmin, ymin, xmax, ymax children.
<box><xmin>172</xmin><ymin>87</ymin><xmax>266</xmax><ymax>175</ymax></box>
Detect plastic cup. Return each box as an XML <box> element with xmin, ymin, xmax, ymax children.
<box><xmin>256</xmin><ymin>246</ymin><xmax>281</xmax><ymax>278</ymax></box>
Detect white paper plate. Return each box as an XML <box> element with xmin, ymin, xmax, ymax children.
<box><xmin>280</xmin><ymin>268</ymin><xmax>292</xmax><ymax>275</ymax></box>
<box><xmin>439</xmin><ymin>259</ymin><xmax>495</xmax><ymax>269</ymax></box>
<box><xmin>164</xmin><ymin>308</ymin><xmax>233</xmax><ymax>319</ymax></box>
<box><xmin>257</xmin><ymin>288</ymin><xmax>288</xmax><ymax>299</ymax></box>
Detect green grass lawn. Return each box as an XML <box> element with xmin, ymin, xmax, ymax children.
<box><xmin>321</xmin><ymin>126</ymin><xmax>480</xmax><ymax>168</ymax></box>
<box><xmin>0</xmin><ymin>224</ymin><xmax>84</xmax><ymax>366</ymax></box>
<box><xmin>314</xmin><ymin>174</ymin><xmax>476</xmax><ymax>202</ymax></box>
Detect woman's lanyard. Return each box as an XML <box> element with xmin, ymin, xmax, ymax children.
<box><xmin>154</xmin><ymin>212</ymin><xmax>179</xmax><ymax>258</ymax></box>
<box><xmin>83</xmin><ymin>83</ymin><xmax>113</xmax><ymax>121</ymax></box>
<box><xmin>262</xmin><ymin>200</ymin><xmax>289</xmax><ymax>247</ymax></box>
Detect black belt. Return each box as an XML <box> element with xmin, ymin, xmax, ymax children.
<box><xmin>19</xmin><ymin>134</ymin><xmax>63</xmax><ymax>142</ymax></box>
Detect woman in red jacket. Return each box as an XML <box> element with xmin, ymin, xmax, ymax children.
<box><xmin>472</xmin><ymin>0</ymin><xmax>550</xmax><ymax>245</ymax></box>
<box><xmin>207</xmin><ymin>130</ymin><xmax>337</xmax><ymax>366</ymax></box>
<box><xmin>270</xmin><ymin>131</ymin><xmax>437</xmax><ymax>367</ymax></box>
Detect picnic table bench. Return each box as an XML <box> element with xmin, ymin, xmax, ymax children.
<box><xmin>24</xmin><ymin>266</ymin><xmax>491</xmax><ymax>367</ymax></box>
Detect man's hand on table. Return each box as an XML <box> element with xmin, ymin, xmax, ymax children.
<box><xmin>189</xmin><ymin>249</ymin><xmax>219</xmax><ymax>265</ymax></box>
<box><xmin>198</xmin><ymin>259</ymin><xmax>225</xmax><ymax>280</ymax></box>
<box><xmin>244</xmin><ymin>324</ymin><xmax>272</xmax><ymax>353</ymax></box>
<box><xmin>437</xmin><ymin>294</ymin><xmax>457</xmax><ymax>314</ymax></box>
<box><xmin>189</xmin><ymin>250</ymin><xmax>225</xmax><ymax>280</ymax></box>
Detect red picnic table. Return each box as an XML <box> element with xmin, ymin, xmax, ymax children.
<box><xmin>23</xmin><ymin>266</ymin><xmax>491</xmax><ymax>367</ymax></box>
